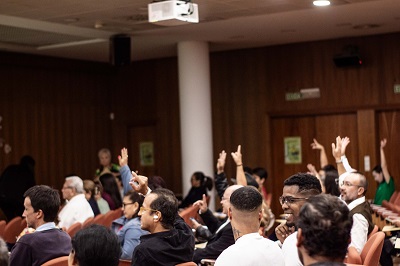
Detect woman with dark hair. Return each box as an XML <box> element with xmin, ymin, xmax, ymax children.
<box><xmin>323</xmin><ymin>170</ymin><xmax>340</xmax><ymax>197</ymax></box>
<box><xmin>99</xmin><ymin>173</ymin><xmax>122</xmax><ymax>210</ymax></box>
<box><xmin>372</xmin><ymin>139</ymin><xmax>395</xmax><ymax>205</ymax></box>
<box><xmin>111</xmin><ymin>191</ymin><xmax>148</xmax><ymax>259</ymax></box>
<box><xmin>179</xmin><ymin>171</ymin><xmax>213</xmax><ymax>209</ymax></box>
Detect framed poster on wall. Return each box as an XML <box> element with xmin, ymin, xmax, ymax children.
<box><xmin>284</xmin><ymin>137</ymin><xmax>302</xmax><ymax>164</ymax></box>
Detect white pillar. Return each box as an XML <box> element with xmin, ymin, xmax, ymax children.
<box><xmin>178</xmin><ymin>41</ymin><xmax>215</xmax><ymax>210</ymax></box>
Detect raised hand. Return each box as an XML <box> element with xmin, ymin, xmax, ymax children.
<box><xmin>341</xmin><ymin>137</ymin><xmax>350</xmax><ymax>155</ymax></box>
<box><xmin>129</xmin><ymin>171</ymin><xmax>149</xmax><ymax>195</ymax></box>
<box><xmin>217</xmin><ymin>150</ymin><xmax>227</xmax><ymax>174</ymax></box>
<box><xmin>193</xmin><ymin>194</ymin><xmax>208</xmax><ymax>214</ymax></box>
<box><xmin>381</xmin><ymin>138</ymin><xmax>387</xmax><ymax>149</ymax></box>
<box><xmin>231</xmin><ymin>145</ymin><xmax>243</xmax><ymax>166</ymax></box>
<box><xmin>331</xmin><ymin>136</ymin><xmax>342</xmax><ymax>161</ymax></box>
<box><xmin>118</xmin><ymin>147</ymin><xmax>129</xmax><ymax>167</ymax></box>
<box><xmin>310</xmin><ymin>138</ymin><xmax>324</xmax><ymax>150</ymax></box>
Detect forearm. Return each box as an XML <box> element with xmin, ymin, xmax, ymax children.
<box><xmin>320</xmin><ymin>148</ymin><xmax>328</xmax><ymax>168</ymax></box>
<box><xmin>120</xmin><ymin>165</ymin><xmax>133</xmax><ymax>195</ymax></box>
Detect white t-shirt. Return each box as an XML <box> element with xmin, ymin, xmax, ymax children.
<box><xmin>58</xmin><ymin>194</ymin><xmax>94</xmax><ymax>229</ymax></box>
<box><xmin>282</xmin><ymin>231</ymin><xmax>303</xmax><ymax>266</ymax></box>
<box><xmin>215</xmin><ymin>233</ymin><xmax>284</xmax><ymax>266</ymax></box>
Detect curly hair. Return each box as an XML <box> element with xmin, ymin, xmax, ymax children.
<box><xmin>298</xmin><ymin>194</ymin><xmax>352</xmax><ymax>260</ymax></box>
<box><xmin>283</xmin><ymin>173</ymin><xmax>322</xmax><ymax>196</ymax></box>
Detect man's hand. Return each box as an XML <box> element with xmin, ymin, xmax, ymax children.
<box><xmin>217</xmin><ymin>150</ymin><xmax>227</xmax><ymax>174</ymax></box>
<box><xmin>381</xmin><ymin>138</ymin><xmax>387</xmax><ymax>149</ymax></box>
<box><xmin>118</xmin><ymin>147</ymin><xmax>128</xmax><ymax>167</ymax></box>
<box><xmin>193</xmin><ymin>194</ymin><xmax>208</xmax><ymax>214</ymax></box>
<box><xmin>129</xmin><ymin>171</ymin><xmax>149</xmax><ymax>195</ymax></box>
<box><xmin>331</xmin><ymin>136</ymin><xmax>342</xmax><ymax>161</ymax></box>
<box><xmin>275</xmin><ymin>222</ymin><xmax>295</xmax><ymax>243</ymax></box>
<box><xmin>341</xmin><ymin>137</ymin><xmax>350</xmax><ymax>155</ymax></box>
<box><xmin>231</xmin><ymin>145</ymin><xmax>243</xmax><ymax>166</ymax></box>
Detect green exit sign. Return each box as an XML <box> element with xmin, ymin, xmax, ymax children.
<box><xmin>285</xmin><ymin>92</ymin><xmax>302</xmax><ymax>101</ymax></box>
<box><xmin>394</xmin><ymin>84</ymin><xmax>400</xmax><ymax>94</ymax></box>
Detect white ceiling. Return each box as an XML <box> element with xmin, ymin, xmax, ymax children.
<box><xmin>0</xmin><ymin>0</ymin><xmax>399</xmax><ymax>62</ymax></box>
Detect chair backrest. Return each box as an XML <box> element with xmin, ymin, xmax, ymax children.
<box><xmin>0</xmin><ymin>220</ymin><xmax>6</xmax><ymax>238</ymax></box>
<box><xmin>345</xmin><ymin>246</ymin><xmax>362</xmax><ymax>264</ymax></box>
<box><xmin>175</xmin><ymin>262</ymin><xmax>197</xmax><ymax>266</ymax></box>
<box><xmin>367</xmin><ymin>224</ymin><xmax>379</xmax><ymax>240</ymax></box>
<box><xmin>3</xmin><ymin>216</ymin><xmax>22</xmax><ymax>243</ymax></box>
<box><xmin>41</xmin><ymin>256</ymin><xmax>69</xmax><ymax>266</ymax></box>
<box><xmin>82</xmin><ymin>217</ymin><xmax>94</xmax><ymax>228</ymax></box>
<box><xmin>92</xmin><ymin>213</ymin><xmax>105</xmax><ymax>225</ymax></box>
<box><xmin>179</xmin><ymin>205</ymin><xmax>200</xmax><ymax>226</ymax></box>
<box><xmin>102</xmin><ymin>210</ymin><xmax>116</xmax><ymax>228</ymax></box>
<box><xmin>67</xmin><ymin>222</ymin><xmax>82</xmax><ymax>238</ymax></box>
<box><xmin>360</xmin><ymin>231</ymin><xmax>385</xmax><ymax>266</ymax></box>
<box><xmin>118</xmin><ymin>259</ymin><xmax>132</xmax><ymax>266</ymax></box>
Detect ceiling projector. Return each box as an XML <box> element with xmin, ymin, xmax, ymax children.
<box><xmin>148</xmin><ymin>0</ymin><xmax>199</xmax><ymax>26</ymax></box>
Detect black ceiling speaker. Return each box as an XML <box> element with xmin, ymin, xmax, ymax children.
<box><xmin>110</xmin><ymin>34</ymin><xmax>131</xmax><ymax>66</ymax></box>
<box><xmin>333</xmin><ymin>45</ymin><xmax>363</xmax><ymax>68</ymax></box>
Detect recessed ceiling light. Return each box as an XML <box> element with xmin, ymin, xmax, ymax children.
<box><xmin>313</xmin><ymin>0</ymin><xmax>330</xmax><ymax>6</ymax></box>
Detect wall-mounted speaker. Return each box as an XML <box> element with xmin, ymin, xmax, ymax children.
<box><xmin>110</xmin><ymin>35</ymin><xmax>131</xmax><ymax>66</ymax></box>
<box><xmin>333</xmin><ymin>45</ymin><xmax>363</xmax><ymax>68</ymax></box>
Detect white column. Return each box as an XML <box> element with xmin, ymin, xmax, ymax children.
<box><xmin>178</xmin><ymin>41</ymin><xmax>215</xmax><ymax>210</ymax></box>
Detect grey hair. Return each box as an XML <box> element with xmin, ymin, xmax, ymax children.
<box><xmin>0</xmin><ymin>238</ymin><xmax>9</xmax><ymax>266</ymax></box>
<box><xmin>66</xmin><ymin>176</ymin><xmax>84</xmax><ymax>194</ymax></box>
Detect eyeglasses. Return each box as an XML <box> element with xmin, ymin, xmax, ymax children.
<box><xmin>340</xmin><ymin>181</ymin><xmax>362</xmax><ymax>188</ymax></box>
<box><xmin>122</xmin><ymin>202</ymin><xmax>135</xmax><ymax>208</ymax></box>
<box><xmin>62</xmin><ymin>186</ymin><xmax>73</xmax><ymax>190</ymax></box>
<box><xmin>279</xmin><ymin>196</ymin><xmax>308</xmax><ymax>206</ymax></box>
<box><xmin>139</xmin><ymin>206</ymin><xmax>158</xmax><ymax>213</ymax></box>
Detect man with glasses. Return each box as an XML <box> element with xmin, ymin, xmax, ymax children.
<box><xmin>58</xmin><ymin>176</ymin><xmax>94</xmax><ymax>229</ymax></box>
<box><xmin>275</xmin><ymin>173</ymin><xmax>322</xmax><ymax>266</ymax></box>
<box><xmin>340</xmin><ymin>171</ymin><xmax>373</xmax><ymax>253</ymax></box>
<box><xmin>131</xmin><ymin>187</ymin><xmax>195</xmax><ymax>265</ymax></box>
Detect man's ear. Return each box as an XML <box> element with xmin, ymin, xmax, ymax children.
<box><xmin>296</xmin><ymin>228</ymin><xmax>303</xmax><ymax>248</ymax></box>
<box><xmin>228</xmin><ymin>207</ymin><xmax>233</xmax><ymax>220</ymax></box>
<box><xmin>358</xmin><ymin>186</ymin><xmax>365</xmax><ymax>196</ymax></box>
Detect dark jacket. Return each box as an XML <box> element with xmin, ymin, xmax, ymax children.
<box><xmin>131</xmin><ymin>216</ymin><xmax>195</xmax><ymax>266</ymax></box>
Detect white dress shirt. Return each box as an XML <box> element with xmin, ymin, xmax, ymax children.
<box><xmin>58</xmin><ymin>194</ymin><xmax>94</xmax><ymax>229</ymax></box>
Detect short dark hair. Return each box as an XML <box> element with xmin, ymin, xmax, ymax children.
<box><xmin>150</xmin><ymin>188</ymin><xmax>178</xmax><ymax>229</ymax></box>
<box><xmin>72</xmin><ymin>224</ymin><xmax>120</xmax><ymax>266</ymax></box>
<box><xmin>298</xmin><ymin>194</ymin><xmax>352</xmax><ymax>261</ymax></box>
<box><xmin>283</xmin><ymin>173</ymin><xmax>322</xmax><ymax>196</ymax></box>
<box><xmin>230</xmin><ymin>186</ymin><xmax>262</xmax><ymax>212</ymax></box>
<box><xmin>24</xmin><ymin>185</ymin><xmax>60</xmax><ymax>223</ymax></box>
<box><xmin>324</xmin><ymin>170</ymin><xmax>340</xmax><ymax>197</ymax></box>
<box><xmin>253</xmin><ymin>167</ymin><xmax>268</xmax><ymax>180</ymax></box>
<box><xmin>125</xmin><ymin>191</ymin><xmax>145</xmax><ymax>218</ymax></box>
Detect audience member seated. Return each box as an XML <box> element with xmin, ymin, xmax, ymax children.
<box><xmin>10</xmin><ymin>185</ymin><xmax>72</xmax><ymax>266</ymax></box>
<box><xmin>129</xmin><ymin>174</ymin><xmax>195</xmax><ymax>266</ymax></box>
<box><xmin>99</xmin><ymin>173</ymin><xmax>122</xmax><ymax>210</ymax></box>
<box><xmin>58</xmin><ymin>176</ymin><xmax>94</xmax><ymax>229</ymax></box>
<box><xmin>215</xmin><ymin>186</ymin><xmax>284</xmax><ymax>265</ymax></box>
<box><xmin>258</xmin><ymin>200</ymin><xmax>275</xmax><ymax>238</ymax></box>
<box><xmin>179</xmin><ymin>172</ymin><xmax>213</xmax><ymax>209</ymax></box>
<box><xmin>93</xmin><ymin>180</ymin><xmax>110</xmax><ymax>214</ymax></box>
<box><xmin>68</xmin><ymin>224</ymin><xmax>121</xmax><ymax>266</ymax></box>
<box><xmin>252</xmin><ymin>167</ymin><xmax>272</xmax><ymax>206</ymax></box>
<box><xmin>275</xmin><ymin>173</ymin><xmax>322</xmax><ymax>266</ymax></box>
<box><xmin>83</xmin><ymin>180</ymin><xmax>100</xmax><ymax>216</ymax></box>
<box><xmin>372</xmin><ymin>139</ymin><xmax>395</xmax><ymax>205</ymax></box>
<box><xmin>0</xmin><ymin>238</ymin><xmax>9</xmax><ymax>266</ymax></box>
<box><xmin>297</xmin><ymin>194</ymin><xmax>353</xmax><ymax>266</ymax></box>
<box><xmin>340</xmin><ymin>171</ymin><xmax>374</xmax><ymax>253</ymax></box>
<box><xmin>111</xmin><ymin>191</ymin><xmax>148</xmax><ymax>260</ymax></box>
<box><xmin>95</xmin><ymin>148</ymin><xmax>120</xmax><ymax>179</ymax></box>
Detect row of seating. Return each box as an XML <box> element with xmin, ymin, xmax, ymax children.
<box><xmin>66</xmin><ymin>208</ymin><xmax>122</xmax><ymax>237</ymax></box>
<box><xmin>370</xmin><ymin>191</ymin><xmax>400</xmax><ymax>229</ymax></box>
<box><xmin>345</xmin><ymin>231</ymin><xmax>385</xmax><ymax>266</ymax></box>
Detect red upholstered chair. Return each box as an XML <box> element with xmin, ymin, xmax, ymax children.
<box><xmin>102</xmin><ymin>210</ymin><xmax>117</xmax><ymax>228</ymax></box>
<box><xmin>41</xmin><ymin>256</ymin><xmax>69</xmax><ymax>266</ymax></box>
<box><xmin>66</xmin><ymin>222</ymin><xmax>82</xmax><ymax>238</ymax></box>
<box><xmin>175</xmin><ymin>262</ymin><xmax>197</xmax><ymax>266</ymax></box>
<box><xmin>0</xmin><ymin>220</ymin><xmax>6</xmax><ymax>238</ymax></box>
<box><xmin>345</xmin><ymin>246</ymin><xmax>362</xmax><ymax>264</ymax></box>
<box><xmin>118</xmin><ymin>259</ymin><xmax>132</xmax><ymax>266</ymax></box>
<box><xmin>92</xmin><ymin>213</ymin><xmax>105</xmax><ymax>225</ymax></box>
<box><xmin>367</xmin><ymin>224</ymin><xmax>379</xmax><ymax>240</ymax></box>
<box><xmin>179</xmin><ymin>205</ymin><xmax>200</xmax><ymax>226</ymax></box>
<box><xmin>360</xmin><ymin>231</ymin><xmax>385</xmax><ymax>266</ymax></box>
<box><xmin>82</xmin><ymin>217</ymin><xmax>94</xmax><ymax>228</ymax></box>
<box><xmin>3</xmin><ymin>216</ymin><xmax>22</xmax><ymax>244</ymax></box>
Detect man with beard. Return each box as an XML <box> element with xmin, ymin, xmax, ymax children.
<box><xmin>275</xmin><ymin>173</ymin><xmax>322</xmax><ymax>266</ymax></box>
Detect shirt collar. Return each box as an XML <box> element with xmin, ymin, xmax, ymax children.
<box><xmin>347</xmin><ymin>196</ymin><xmax>366</xmax><ymax>210</ymax></box>
<box><xmin>36</xmin><ymin>222</ymin><xmax>57</xmax><ymax>232</ymax></box>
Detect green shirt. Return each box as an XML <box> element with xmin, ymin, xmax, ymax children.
<box><xmin>374</xmin><ymin>176</ymin><xmax>395</xmax><ymax>205</ymax></box>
